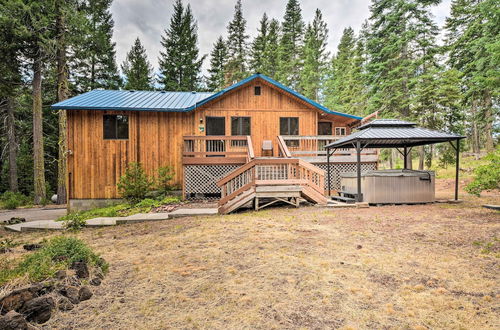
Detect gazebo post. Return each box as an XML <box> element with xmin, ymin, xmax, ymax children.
<box><xmin>356</xmin><ymin>140</ymin><xmax>362</xmax><ymax>203</ymax></box>
<box><xmin>403</xmin><ymin>146</ymin><xmax>408</xmax><ymax>170</ymax></box>
<box><xmin>455</xmin><ymin>139</ymin><xmax>460</xmax><ymax>201</ymax></box>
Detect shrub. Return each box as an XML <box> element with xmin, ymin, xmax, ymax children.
<box><xmin>61</xmin><ymin>212</ymin><xmax>87</xmax><ymax>231</ymax></box>
<box><xmin>465</xmin><ymin>148</ymin><xmax>500</xmax><ymax>196</ymax></box>
<box><xmin>0</xmin><ymin>191</ymin><xmax>31</xmax><ymax>209</ymax></box>
<box><xmin>156</xmin><ymin>166</ymin><xmax>175</xmax><ymax>195</ymax></box>
<box><xmin>117</xmin><ymin>162</ymin><xmax>153</xmax><ymax>203</ymax></box>
<box><xmin>0</xmin><ymin>236</ymin><xmax>108</xmax><ymax>285</ymax></box>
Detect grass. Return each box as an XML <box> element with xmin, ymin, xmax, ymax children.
<box><xmin>1</xmin><ymin>181</ymin><xmax>498</xmax><ymax>329</ymax></box>
<box><xmin>57</xmin><ymin>195</ymin><xmax>181</xmax><ymax>223</ymax></box>
<box><xmin>0</xmin><ymin>236</ymin><xmax>107</xmax><ymax>286</ymax></box>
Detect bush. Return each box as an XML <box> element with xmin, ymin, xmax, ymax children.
<box><xmin>0</xmin><ymin>236</ymin><xmax>108</xmax><ymax>285</ymax></box>
<box><xmin>465</xmin><ymin>148</ymin><xmax>500</xmax><ymax>196</ymax></box>
<box><xmin>156</xmin><ymin>166</ymin><xmax>175</xmax><ymax>195</ymax></box>
<box><xmin>117</xmin><ymin>162</ymin><xmax>153</xmax><ymax>203</ymax></box>
<box><xmin>0</xmin><ymin>191</ymin><xmax>32</xmax><ymax>209</ymax></box>
<box><xmin>60</xmin><ymin>212</ymin><xmax>87</xmax><ymax>231</ymax></box>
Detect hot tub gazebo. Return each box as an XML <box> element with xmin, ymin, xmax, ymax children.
<box><xmin>325</xmin><ymin>119</ymin><xmax>466</xmax><ymax>203</ymax></box>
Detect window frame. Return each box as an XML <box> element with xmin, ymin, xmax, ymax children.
<box><xmin>231</xmin><ymin>116</ymin><xmax>251</xmax><ymax>136</ymax></box>
<box><xmin>335</xmin><ymin>127</ymin><xmax>347</xmax><ymax>136</ymax></box>
<box><xmin>318</xmin><ymin>121</ymin><xmax>333</xmax><ymax>135</ymax></box>
<box><xmin>103</xmin><ymin>114</ymin><xmax>129</xmax><ymax>140</ymax></box>
<box><xmin>280</xmin><ymin>117</ymin><xmax>299</xmax><ymax>136</ymax></box>
<box><xmin>254</xmin><ymin>86</ymin><xmax>261</xmax><ymax>96</ymax></box>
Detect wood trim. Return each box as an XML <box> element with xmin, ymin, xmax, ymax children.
<box><xmin>182</xmin><ymin>157</ymin><xmax>247</xmax><ymax>165</ymax></box>
<box><xmin>247</xmin><ymin>136</ymin><xmax>255</xmax><ymax>160</ymax></box>
<box><xmin>183</xmin><ymin>135</ymin><xmax>248</xmax><ymax>141</ymax></box>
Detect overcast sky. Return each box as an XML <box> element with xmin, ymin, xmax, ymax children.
<box><xmin>110</xmin><ymin>0</ymin><xmax>452</xmax><ymax>75</ymax></box>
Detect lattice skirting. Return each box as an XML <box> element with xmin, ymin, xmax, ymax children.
<box><xmin>184</xmin><ymin>164</ymin><xmax>240</xmax><ymax>199</ymax></box>
<box><xmin>313</xmin><ymin>162</ymin><xmax>377</xmax><ymax>191</ymax></box>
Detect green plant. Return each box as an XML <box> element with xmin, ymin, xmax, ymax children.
<box><xmin>0</xmin><ymin>236</ymin><xmax>108</xmax><ymax>285</ymax></box>
<box><xmin>465</xmin><ymin>148</ymin><xmax>500</xmax><ymax>196</ymax></box>
<box><xmin>156</xmin><ymin>166</ymin><xmax>175</xmax><ymax>195</ymax></box>
<box><xmin>61</xmin><ymin>212</ymin><xmax>87</xmax><ymax>231</ymax></box>
<box><xmin>0</xmin><ymin>191</ymin><xmax>32</xmax><ymax>209</ymax></box>
<box><xmin>117</xmin><ymin>162</ymin><xmax>153</xmax><ymax>203</ymax></box>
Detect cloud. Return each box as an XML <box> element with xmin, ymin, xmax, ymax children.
<box><xmin>111</xmin><ymin>0</ymin><xmax>451</xmax><ymax>75</ymax></box>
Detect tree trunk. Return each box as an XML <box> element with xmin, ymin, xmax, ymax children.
<box><xmin>470</xmin><ymin>99</ymin><xmax>481</xmax><ymax>156</ymax></box>
<box><xmin>32</xmin><ymin>56</ymin><xmax>46</xmax><ymax>204</ymax></box>
<box><xmin>418</xmin><ymin>146</ymin><xmax>425</xmax><ymax>170</ymax></box>
<box><xmin>56</xmin><ymin>0</ymin><xmax>69</xmax><ymax>204</ymax></box>
<box><xmin>483</xmin><ymin>91</ymin><xmax>494</xmax><ymax>152</ymax></box>
<box><xmin>5</xmin><ymin>97</ymin><xmax>19</xmax><ymax>192</ymax></box>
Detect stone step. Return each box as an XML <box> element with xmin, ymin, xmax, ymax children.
<box><xmin>169</xmin><ymin>208</ymin><xmax>218</xmax><ymax>218</ymax></box>
<box><xmin>4</xmin><ymin>220</ymin><xmax>64</xmax><ymax>232</ymax></box>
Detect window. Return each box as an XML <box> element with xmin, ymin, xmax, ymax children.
<box><xmin>103</xmin><ymin>115</ymin><xmax>129</xmax><ymax>139</ymax></box>
<box><xmin>280</xmin><ymin>117</ymin><xmax>299</xmax><ymax>135</ymax></box>
<box><xmin>280</xmin><ymin>117</ymin><xmax>299</xmax><ymax>147</ymax></box>
<box><xmin>318</xmin><ymin>122</ymin><xmax>332</xmax><ymax>135</ymax></box>
<box><xmin>231</xmin><ymin>117</ymin><xmax>251</xmax><ymax>136</ymax></box>
<box><xmin>335</xmin><ymin>127</ymin><xmax>346</xmax><ymax>136</ymax></box>
<box><xmin>254</xmin><ymin>86</ymin><xmax>261</xmax><ymax>96</ymax></box>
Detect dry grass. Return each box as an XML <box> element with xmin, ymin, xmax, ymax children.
<box><xmin>1</xmin><ymin>180</ymin><xmax>499</xmax><ymax>329</ymax></box>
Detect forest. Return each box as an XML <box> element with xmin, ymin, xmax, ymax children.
<box><xmin>0</xmin><ymin>0</ymin><xmax>498</xmax><ymax>204</ymax></box>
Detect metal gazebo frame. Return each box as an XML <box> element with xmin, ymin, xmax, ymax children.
<box><xmin>325</xmin><ymin>120</ymin><xmax>466</xmax><ymax>203</ymax></box>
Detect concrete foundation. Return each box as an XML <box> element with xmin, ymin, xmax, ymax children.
<box><xmin>69</xmin><ymin>199</ymin><xmax>124</xmax><ymax>211</ymax></box>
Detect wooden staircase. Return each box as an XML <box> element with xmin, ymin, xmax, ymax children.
<box><xmin>217</xmin><ymin>158</ymin><xmax>328</xmax><ymax>214</ymax></box>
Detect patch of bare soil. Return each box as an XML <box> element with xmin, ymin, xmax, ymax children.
<box><xmin>1</xmin><ymin>180</ymin><xmax>499</xmax><ymax>329</ymax></box>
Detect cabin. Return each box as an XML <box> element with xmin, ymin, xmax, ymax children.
<box><xmin>52</xmin><ymin>74</ymin><xmax>378</xmax><ymax>212</ymax></box>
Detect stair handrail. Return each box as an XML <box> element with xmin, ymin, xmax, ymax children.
<box><xmin>277</xmin><ymin>136</ymin><xmax>292</xmax><ymax>158</ymax></box>
<box><xmin>246</xmin><ymin>136</ymin><xmax>255</xmax><ymax>161</ymax></box>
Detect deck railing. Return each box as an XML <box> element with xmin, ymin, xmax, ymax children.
<box><xmin>279</xmin><ymin>135</ymin><xmax>377</xmax><ymax>158</ymax></box>
<box><xmin>183</xmin><ymin>135</ymin><xmax>254</xmax><ymax>164</ymax></box>
<box><xmin>217</xmin><ymin>158</ymin><xmax>325</xmax><ymax>205</ymax></box>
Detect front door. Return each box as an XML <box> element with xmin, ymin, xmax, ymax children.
<box><xmin>206</xmin><ymin>116</ymin><xmax>226</xmax><ymax>155</ymax></box>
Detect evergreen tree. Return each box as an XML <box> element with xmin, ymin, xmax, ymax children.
<box><xmin>207</xmin><ymin>36</ymin><xmax>228</xmax><ymax>91</ymax></box>
<box><xmin>366</xmin><ymin>0</ymin><xmax>441</xmax><ymax>119</ymax></box>
<box><xmin>261</xmin><ymin>18</ymin><xmax>281</xmax><ymax>79</ymax></box>
<box><xmin>324</xmin><ymin>27</ymin><xmax>356</xmax><ymax>112</ymax></box>
<box><xmin>225</xmin><ymin>0</ymin><xmax>249</xmax><ymax>84</ymax></box>
<box><xmin>122</xmin><ymin>37</ymin><xmax>154</xmax><ymax>90</ymax></box>
<box><xmin>277</xmin><ymin>0</ymin><xmax>305</xmax><ymax>88</ymax></box>
<box><xmin>250</xmin><ymin>13</ymin><xmax>269</xmax><ymax>74</ymax></box>
<box><xmin>299</xmin><ymin>9</ymin><xmax>329</xmax><ymax>101</ymax></box>
<box><xmin>445</xmin><ymin>0</ymin><xmax>499</xmax><ymax>152</ymax></box>
<box><xmin>71</xmin><ymin>0</ymin><xmax>121</xmax><ymax>92</ymax></box>
<box><xmin>158</xmin><ymin>0</ymin><xmax>204</xmax><ymax>91</ymax></box>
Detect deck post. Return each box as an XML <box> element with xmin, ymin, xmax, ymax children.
<box><xmin>327</xmin><ymin>148</ymin><xmax>331</xmax><ymax>196</ymax></box>
<box><xmin>356</xmin><ymin>140</ymin><xmax>362</xmax><ymax>202</ymax></box>
<box><xmin>455</xmin><ymin>139</ymin><xmax>460</xmax><ymax>201</ymax></box>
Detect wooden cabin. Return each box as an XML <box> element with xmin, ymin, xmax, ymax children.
<box><xmin>52</xmin><ymin>74</ymin><xmax>377</xmax><ymax>211</ymax></box>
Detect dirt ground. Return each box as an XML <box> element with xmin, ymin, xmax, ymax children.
<box><xmin>1</xmin><ymin>180</ymin><xmax>499</xmax><ymax>329</ymax></box>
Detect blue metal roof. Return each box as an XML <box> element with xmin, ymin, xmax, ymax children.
<box><xmin>51</xmin><ymin>73</ymin><xmax>362</xmax><ymax>120</ymax></box>
<box><xmin>51</xmin><ymin>90</ymin><xmax>214</xmax><ymax>112</ymax></box>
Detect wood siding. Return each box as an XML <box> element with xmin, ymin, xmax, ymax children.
<box><xmin>68</xmin><ymin>110</ymin><xmax>195</xmax><ymax>199</ymax></box>
<box><xmin>67</xmin><ymin>78</ymin><xmax>356</xmax><ymax>199</ymax></box>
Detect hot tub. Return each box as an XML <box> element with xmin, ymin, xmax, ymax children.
<box><xmin>340</xmin><ymin>170</ymin><xmax>435</xmax><ymax>204</ymax></box>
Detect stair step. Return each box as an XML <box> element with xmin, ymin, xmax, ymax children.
<box><xmin>331</xmin><ymin>195</ymin><xmax>356</xmax><ymax>204</ymax></box>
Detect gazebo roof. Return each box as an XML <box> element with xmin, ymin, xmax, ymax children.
<box><xmin>325</xmin><ymin>119</ymin><xmax>465</xmax><ymax>149</ymax></box>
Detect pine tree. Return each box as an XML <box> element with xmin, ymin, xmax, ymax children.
<box><xmin>72</xmin><ymin>0</ymin><xmax>121</xmax><ymax>92</ymax></box>
<box><xmin>299</xmin><ymin>9</ymin><xmax>329</xmax><ymax>101</ymax></box>
<box><xmin>207</xmin><ymin>36</ymin><xmax>228</xmax><ymax>91</ymax></box>
<box><xmin>250</xmin><ymin>13</ymin><xmax>269</xmax><ymax>74</ymax></box>
<box><xmin>262</xmin><ymin>18</ymin><xmax>280</xmax><ymax>79</ymax></box>
<box><xmin>225</xmin><ymin>0</ymin><xmax>249</xmax><ymax>84</ymax></box>
<box><xmin>158</xmin><ymin>0</ymin><xmax>204</xmax><ymax>91</ymax></box>
<box><xmin>277</xmin><ymin>0</ymin><xmax>305</xmax><ymax>88</ymax></box>
<box><xmin>324</xmin><ymin>27</ymin><xmax>356</xmax><ymax>112</ymax></box>
<box><xmin>445</xmin><ymin>0</ymin><xmax>499</xmax><ymax>152</ymax></box>
<box><xmin>122</xmin><ymin>37</ymin><xmax>154</xmax><ymax>90</ymax></box>
<box><xmin>366</xmin><ymin>0</ymin><xmax>441</xmax><ymax>119</ymax></box>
